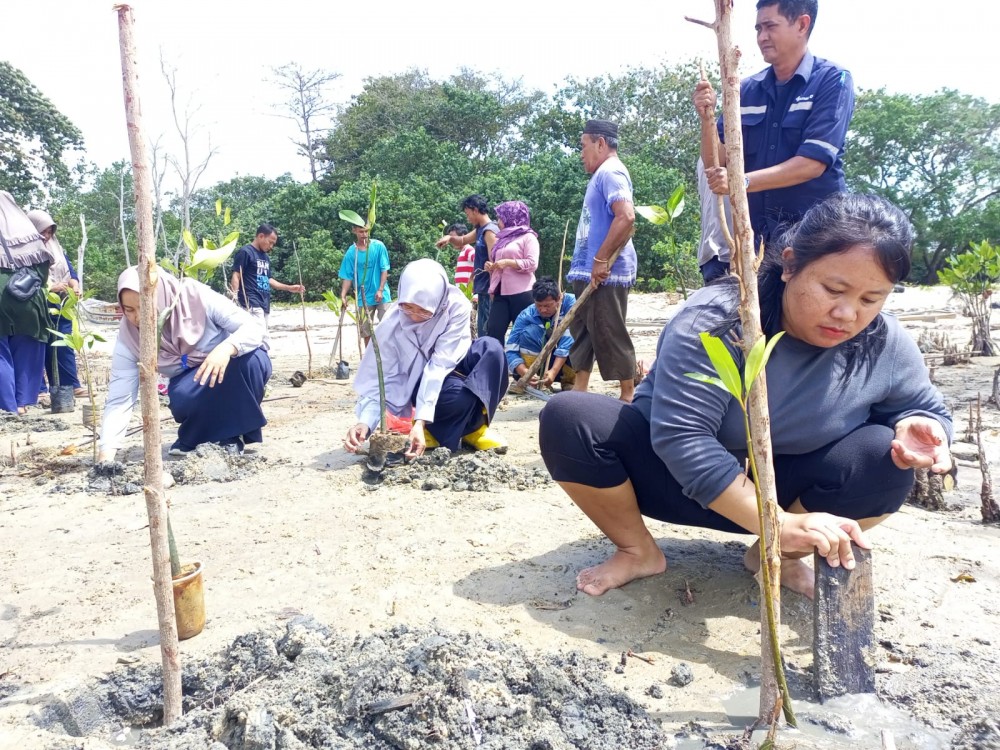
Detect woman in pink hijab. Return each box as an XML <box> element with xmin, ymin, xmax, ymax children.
<box><xmin>483</xmin><ymin>200</ymin><xmax>538</xmax><ymax>344</ymax></box>
<box><xmin>99</xmin><ymin>267</ymin><xmax>270</xmax><ymax>461</ymax></box>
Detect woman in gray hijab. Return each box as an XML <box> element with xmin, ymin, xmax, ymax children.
<box><xmin>0</xmin><ymin>192</ymin><xmax>57</xmax><ymax>414</ymax></box>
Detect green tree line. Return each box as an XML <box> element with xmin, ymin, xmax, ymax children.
<box><xmin>3</xmin><ymin>60</ymin><xmax>997</xmax><ymax>301</ymax></box>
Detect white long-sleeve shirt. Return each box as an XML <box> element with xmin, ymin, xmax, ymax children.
<box><xmin>99</xmin><ymin>288</ymin><xmax>263</xmax><ymax>455</ymax></box>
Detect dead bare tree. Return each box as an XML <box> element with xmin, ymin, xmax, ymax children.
<box><xmin>76</xmin><ymin>214</ymin><xmax>87</xmax><ymax>296</ymax></box>
<box><xmin>160</xmin><ymin>54</ymin><xmax>217</xmax><ymax>257</ymax></box>
<box><xmin>116</xmin><ymin>162</ymin><xmax>132</xmax><ymax>267</ymax></box>
<box><xmin>149</xmin><ymin>135</ymin><xmax>170</xmax><ymax>258</ymax></box>
<box><xmin>115</xmin><ymin>3</ymin><xmax>182</xmax><ymax>724</ymax></box>
<box><xmin>687</xmin><ymin>0</ymin><xmax>792</xmax><ymax>729</ymax></box>
<box><xmin>270</xmin><ymin>62</ymin><xmax>341</xmax><ymax>182</ymax></box>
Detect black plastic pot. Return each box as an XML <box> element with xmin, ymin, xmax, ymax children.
<box><xmin>50</xmin><ymin>385</ymin><xmax>76</xmax><ymax>414</ymax></box>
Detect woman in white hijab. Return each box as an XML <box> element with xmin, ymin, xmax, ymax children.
<box><xmin>99</xmin><ymin>267</ymin><xmax>270</xmax><ymax>461</ymax></box>
<box><xmin>345</xmin><ymin>258</ymin><xmax>508</xmax><ymax>457</ymax></box>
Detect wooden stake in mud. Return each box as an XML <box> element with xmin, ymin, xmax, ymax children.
<box><xmin>687</xmin><ymin>1</ymin><xmax>792</xmax><ymax>727</ymax></box>
<box><xmin>813</xmin><ymin>544</ymin><xmax>875</xmax><ymax>700</ymax></box>
<box><xmin>114</xmin><ymin>3</ymin><xmax>182</xmax><ymax>725</ymax></box>
<box><xmin>291</xmin><ymin>242</ymin><xmax>312</xmax><ymax>377</ymax></box>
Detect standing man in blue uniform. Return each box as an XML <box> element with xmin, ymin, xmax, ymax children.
<box><xmin>693</xmin><ymin>0</ymin><xmax>854</xmax><ymax>245</ymax></box>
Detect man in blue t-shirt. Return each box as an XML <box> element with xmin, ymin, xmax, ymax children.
<box><xmin>339</xmin><ymin>224</ymin><xmax>391</xmax><ymax>346</ymax></box>
<box><xmin>693</xmin><ymin>0</ymin><xmax>854</xmax><ymax>244</ymax></box>
<box><xmin>230</xmin><ymin>223</ymin><xmax>305</xmax><ymax>348</ymax></box>
<box><xmin>566</xmin><ymin>119</ymin><xmax>638</xmax><ymax>403</ymax></box>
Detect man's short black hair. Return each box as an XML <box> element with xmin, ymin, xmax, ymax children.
<box><xmin>446</xmin><ymin>223</ymin><xmax>468</xmax><ymax>235</ymax></box>
<box><xmin>756</xmin><ymin>0</ymin><xmax>817</xmax><ymax>35</ymax></box>
<box><xmin>256</xmin><ymin>223</ymin><xmax>277</xmax><ymax>237</ymax></box>
<box><xmin>460</xmin><ymin>195</ymin><xmax>489</xmax><ymax>215</ymax></box>
<box><xmin>531</xmin><ymin>276</ymin><xmax>561</xmax><ymax>302</ymax></box>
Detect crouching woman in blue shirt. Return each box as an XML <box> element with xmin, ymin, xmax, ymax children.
<box><xmin>539</xmin><ymin>194</ymin><xmax>953</xmax><ymax>599</ymax></box>
<box><xmin>99</xmin><ymin>267</ymin><xmax>271</xmax><ymax>461</ymax></box>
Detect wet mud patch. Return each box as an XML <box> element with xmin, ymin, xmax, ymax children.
<box><xmin>35</xmin><ymin>618</ymin><xmax>666</xmax><ymax>749</ymax></box>
<box><xmin>83</xmin><ymin>444</ymin><xmax>270</xmax><ymax>495</ymax></box>
<box><xmin>0</xmin><ymin>412</ymin><xmax>73</xmax><ymax>435</ymax></box>
<box><xmin>370</xmin><ymin>447</ymin><xmax>551</xmax><ymax>492</ymax></box>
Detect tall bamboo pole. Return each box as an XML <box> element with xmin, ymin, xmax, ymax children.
<box><xmin>114</xmin><ymin>4</ymin><xmax>182</xmax><ymax>725</ymax></box>
<box><xmin>687</xmin><ymin>1</ymin><xmax>790</xmax><ymax>727</ymax></box>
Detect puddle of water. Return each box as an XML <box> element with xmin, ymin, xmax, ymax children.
<box><xmin>675</xmin><ymin>686</ymin><xmax>953</xmax><ymax>749</ymax></box>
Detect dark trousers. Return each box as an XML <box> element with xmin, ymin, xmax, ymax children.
<box><xmin>44</xmin><ymin>313</ymin><xmax>81</xmax><ymax>390</ymax></box>
<box><xmin>0</xmin><ymin>335</ymin><xmax>45</xmax><ymax>411</ymax></box>
<box><xmin>419</xmin><ymin>337</ymin><xmax>507</xmax><ymax>451</ymax></box>
<box><xmin>539</xmin><ymin>391</ymin><xmax>915</xmax><ymax>535</ymax></box>
<box><xmin>168</xmin><ymin>348</ymin><xmax>272</xmax><ymax>450</ymax></box>
<box><xmin>476</xmin><ymin>295</ymin><xmax>491</xmax><ymax>338</ymax></box>
<box><xmin>485</xmin><ymin>291</ymin><xmax>534</xmax><ymax>346</ymax></box>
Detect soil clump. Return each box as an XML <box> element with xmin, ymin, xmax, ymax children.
<box><xmin>36</xmin><ymin>617</ymin><xmax>666</xmax><ymax>750</ymax></box>
<box><xmin>371</xmin><ymin>447</ymin><xmax>551</xmax><ymax>492</ymax></box>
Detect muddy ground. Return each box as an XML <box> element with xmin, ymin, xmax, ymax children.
<box><xmin>0</xmin><ymin>288</ymin><xmax>998</xmax><ymax>749</ymax></box>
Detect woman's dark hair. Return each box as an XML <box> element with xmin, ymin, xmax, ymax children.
<box><xmin>713</xmin><ymin>193</ymin><xmax>914</xmax><ymax>381</ymax></box>
<box><xmin>460</xmin><ymin>195</ymin><xmax>489</xmax><ymax>214</ymax></box>
<box><xmin>531</xmin><ymin>276</ymin><xmax>561</xmax><ymax>302</ymax></box>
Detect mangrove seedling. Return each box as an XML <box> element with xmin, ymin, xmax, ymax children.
<box><xmin>47</xmin><ymin>288</ymin><xmax>106</xmax><ymax>462</ymax></box>
<box><xmin>687</xmin><ymin>329</ymin><xmax>795</xmax><ymax>726</ymax></box>
<box><xmin>636</xmin><ymin>185</ymin><xmax>691</xmax><ymax>299</ymax></box>
<box><xmin>938</xmin><ymin>239</ymin><xmax>1000</xmax><ymax>356</ymax></box>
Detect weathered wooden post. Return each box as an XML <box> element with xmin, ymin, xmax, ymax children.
<box><xmin>114</xmin><ymin>3</ymin><xmax>183</xmax><ymax>724</ymax></box>
<box><xmin>813</xmin><ymin>545</ymin><xmax>876</xmax><ymax>700</ymax></box>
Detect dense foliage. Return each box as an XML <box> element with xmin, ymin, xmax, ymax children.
<box><xmin>9</xmin><ymin>63</ymin><xmax>998</xmax><ymax>301</ymax></box>
<box><xmin>0</xmin><ymin>61</ymin><xmax>83</xmax><ymax>203</ymax></box>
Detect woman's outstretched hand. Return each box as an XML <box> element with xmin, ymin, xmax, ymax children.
<box><xmin>891</xmin><ymin>416</ymin><xmax>952</xmax><ymax>473</ymax></box>
<box><xmin>779</xmin><ymin>512</ymin><xmax>871</xmax><ymax>570</ymax></box>
<box><xmin>344</xmin><ymin>423</ymin><xmax>371</xmax><ymax>453</ymax></box>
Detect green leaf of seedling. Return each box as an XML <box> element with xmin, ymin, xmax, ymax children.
<box><xmin>666</xmin><ymin>185</ymin><xmax>686</xmax><ymax>221</ymax></box>
<box><xmin>183</xmin><ymin>229</ymin><xmax>198</xmax><ymax>254</ymax></box>
<box><xmin>699</xmin><ymin>331</ymin><xmax>743</xmax><ymax>401</ymax></box>
<box><xmin>46</xmin><ymin>291</ymin><xmax>61</xmax><ymax>305</ymax></box>
<box><xmin>224</xmin><ymin>206</ymin><xmax>232</xmax><ymax>226</ymax></box>
<box><xmin>184</xmin><ymin>238</ymin><xmax>239</xmax><ymax>278</ymax></box>
<box><xmin>635</xmin><ymin>205</ymin><xmax>670</xmax><ymax>225</ymax></box>
<box><xmin>367</xmin><ymin>180</ymin><xmax>377</xmax><ymax>230</ymax></box>
<box><xmin>685</xmin><ymin>371</ymin><xmax>730</xmax><ymax>395</ymax></box>
<box><xmin>339</xmin><ymin>210</ymin><xmax>366</xmax><ymax>227</ymax></box>
<box><xmin>223</xmin><ymin>230</ymin><xmax>240</xmax><ymax>246</ymax></box>
<box><xmin>215</xmin><ymin>198</ymin><xmax>222</xmax><ymax>217</ymax></box>
<box><xmin>90</xmin><ymin>333</ymin><xmax>107</xmax><ymax>343</ymax></box>
<box><xmin>744</xmin><ymin>331</ymin><xmax>785</xmax><ymax>390</ymax></box>
<box><xmin>204</xmin><ymin>238</ymin><xmax>217</xmax><ymax>250</ymax></box>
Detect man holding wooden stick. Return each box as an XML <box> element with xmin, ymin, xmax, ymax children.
<box><xmin>566</xmin><ymin>119</ymin><xmax>638</xmax><ymax>403</ymax></box>
<box><xmin>693</xmin><ymin>0</ymin><xmax>854</xmax><ymax>246</ymax></box>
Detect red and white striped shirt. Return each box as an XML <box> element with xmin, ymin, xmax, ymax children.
<box><xmin>454</xmin><ymin>244</ymin><xmax>475</xmax><ymax>285</ymax></box>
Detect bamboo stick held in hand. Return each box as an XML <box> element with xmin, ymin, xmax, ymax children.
<box><xmin>292</xmin><ymin>242</ymin><xmax>312</xmax><ymax>377</ymax></box>
<box><xmin>115</xmin><ymin>3</ymin><xmax>182</xmax><ymax>726</ymax></box>
<box><xmin>688</xmin><ymin>0</ymin><xmax>792</xmax><ymax>728</ymax></box>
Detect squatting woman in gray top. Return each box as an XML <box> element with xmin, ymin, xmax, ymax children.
<box><xmin>539</xmin><ymin>193</ymin><xmax>953</xmax><ymax>599</ymax></box>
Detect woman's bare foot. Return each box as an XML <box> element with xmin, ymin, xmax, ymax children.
<box><xmin>744</xmin><ymin>540</ymin><xmax>816</xmax><ymax>599</ymax></box>
<box><xmin>577</xmin><ymin>543</ymin><xmax>666</xmax><ymax>596</ymax></box>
